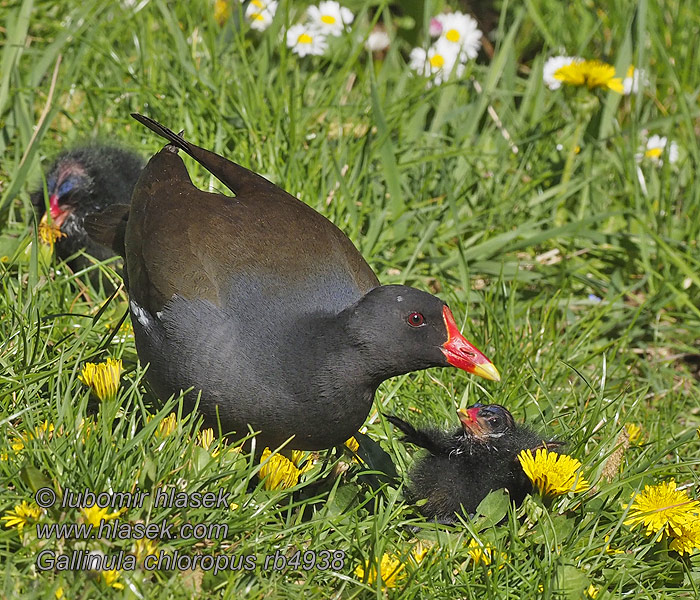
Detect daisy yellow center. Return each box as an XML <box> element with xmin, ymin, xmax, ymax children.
<box><xmin>645</xmin><ymin>147</ymin><xmax>663</xmax><ymax>159</ymax></box>
<box><xmin>298</xmin><ymin>32</ymin><xmax>313</xmax><ymax>44</ymax></box>
<box><xmin>429</xmin><ymin>54</ymin><xmax>445</xmax><ymax>69</ymax></box>
<box><xmin>251</xmin><ymin>13</ymin><xmax>264</xmax><ymax>21</ymax></box>
<box><xmin>251</xmin><ymin>0</ymin><xmax>264</xmax><ymax>7</ymax></box>
<box><xmin>445</xmin><ymin>29</ymin><xmax>460</xmax><ymax>42</ymax></box>
<box><xmin>321</xmin><ymin>15</ymin><xmax>336</xmax><ymax>25</ymax></box>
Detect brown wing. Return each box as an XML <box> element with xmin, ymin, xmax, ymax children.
<box><xmin>125</xmin><ymin>147</ymin><xmax>379</xmax><ymax>317</ymax></box>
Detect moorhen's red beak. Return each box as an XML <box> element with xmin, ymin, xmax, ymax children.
<box><xmin>457</xmin><ymin>406</ymin><xmax>487</xmax><ymax>437</ymax></box>
<box><xmin>48</xmin><ymin>194</ymin><xmax>70</xmax><ymax>228</ymax></box>
<box><xmin>49</xmin><ymin>194</ymin><xmax>61</xmax><ymax>218</ymax></box>
<box><xmin>440</xmin><ymin>306</ymin><xmax>500</xmax><ymax>381</ymax></box>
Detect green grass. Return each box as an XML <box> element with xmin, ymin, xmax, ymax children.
<box><xmin>2</xmin><ymin>0</ymin><xmax>700</xmax><ymax>597</ymax></box>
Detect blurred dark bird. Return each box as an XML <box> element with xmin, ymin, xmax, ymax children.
<box><xmin>84</xmin><ymin>113</ymin><xmax>500</xmax><ymax>451</ymax></box>
<box><xmin>386</xmin><ymin>404</ymin><xmax>562</xmax><ymax>523</ymax></box>
<box><xmin>31</xmin><ymin>145</ymin><xmax>143</xmax><ymax>273</ymax></box>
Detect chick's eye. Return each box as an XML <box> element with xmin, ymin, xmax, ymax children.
<box><xmin>407</xmin><ymin>312</ymin><xmax>425</xmax><ymax>327</ymax></box>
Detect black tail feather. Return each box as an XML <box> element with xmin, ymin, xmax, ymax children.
<box><xmin>131</xmin><ymin>113</ymin><xmax>192</xmax><ymax>155</ymax></box>
<box><xmin>130</xmin><ymin>113</ymin><xmax>271</xmax><ymax>197</ymax></box>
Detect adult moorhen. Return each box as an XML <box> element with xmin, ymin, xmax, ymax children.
<box><xmin>31</xmin><ymin>145</ymin><xmax>143</xmax><ymax>272</ymax></box>
<box><xmin>85</xmin><ymin>114</ymin><xmax>500</xmax><ymax>450</ymax></box>
<box><xmin>387</xmin><ymin>404</ymin><xmax>562</xmax><ymax>523</ymax></box>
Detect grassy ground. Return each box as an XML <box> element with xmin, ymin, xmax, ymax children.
<box><xmin>2</xmin><ymin>0</ymin><xmax>700</xmax><ymax>597</ymax></box>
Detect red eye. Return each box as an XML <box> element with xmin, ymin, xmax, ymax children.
<box><xmin>407</xmin><ymin>312</ymin><xmax>425</xmax><ymax>327</ymax></box>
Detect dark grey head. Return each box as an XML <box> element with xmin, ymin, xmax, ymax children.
<box><xmin>341</xmin><ymin>284</ymin><xmax>498</xmax><ymax>383</ymax></box>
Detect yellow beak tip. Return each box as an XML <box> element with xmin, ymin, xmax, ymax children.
<box><xmin>472</xmin><ymin>362</ymin><xmax>501</xmax><ymax>382</ymax></box>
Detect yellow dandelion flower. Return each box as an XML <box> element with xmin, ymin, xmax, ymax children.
<box><xmin>290</xmin><ymin>450</ymin><xmax>306</xmax><ymax>467</ymax></box>
<box><xmin>81</xmin><ymin>505</ymin><xmax>123</xmax><ymax>528</ymax></box>
<box><xmin>467</xmin><ymin>539</ymin><xmax>506</xmax><ymax>572</ymax></box>
<box><xmin>35</xmin><ymin>420</ymin><xmax>55</xmax><ymax>437</ymax></box>
<box><xmin>259</xmin><ymin>448</ymin><xmax>303</xmax><ymax>490</ymax></box>
<box><xmin>624</xmin><ymin>480</ymin><xmax>699</xmax><ymax>537</ymax></box>
<box><xmin>132</xmin><ymin>538</ymin><xmax>158</xmax><ymax>561</ymax></box>
<box><xmin>354</xmin><ymin>553</ymin><xmax>406</xmax><ymax>588</ymax></box>
<box><xmin>155</xmin><ymin>413</ymin><xmax>178</xmax><ymax>437</ymax></box>
<box><xmin>518</xmin><ymin>448</ymin><xmax>590</xmax><ymax>498</ymax></box>
<box><xmin>345</xmin><ymin>436</ymin><xmax>360</xmax><ymax>453</ymax></box>
<box><xmin>625</xmin><ymin>423</ymin><xmax>642</xmax><ymax>445</ymax></box>
<box><xmin>669</xmin><ymin>517</ymin><xmax>700</xmax><ymax>555</ymax></box>
<box><xmin>1</xmin><ymin>501</ymin><xmax>43</xmax><ymax>531</ymax></box>
<box><xmin>55</xmin><ymin>586</ymin><xmax>64</xmax><ymax>599</ymax></box>
<box><xmin>603</xmin><ymin>535</ymin><xmax>624</xmax><ymax>555</ymax></box>
<box><xmin>6</xmin><ymin>421</ymin><xmax>56</xmax><ymax>457</ymax></box>
<box><xmin>213</xmin><ymin>0</ymin><xmax>231</xmax><ymax>25</ymax></box>
<box><xmin>554</xmin><ymin>59</ymin><xmax>624</xmax><ymax>93</ymax></box>
<box><xmin>586</xmin><ymin>584</ymin><xmax>599</xmax><ymax>598</ymax></box>
<box><xmin>38</xmin><ymin>213</ymin><xmax>66</xmax><ymax>248</ymax></box>
<box><xmin>411</xmin><ymin>543</ymin><xmax>429</xmax><ymax>564</ymax></box>
<box><xmin>79</xmin><ymin>358</ymin><xmax>123</xmax><ymax>401</ymax></box>
<box><xmin>289</xmin><ymin>450</ymin><xmax>315</xmax><ymax>474</ymax></box>
<box><xmin>78</xmin><ymin>418</ymin><xmax>94</xmax><ymax>443</ymax></box>
<box><xmin>197</xmin><ymin>428</ymin><xmax>220</xmax><ymax>456</ymax></box>
<box><xmin>467</xmin><ymin>539</ymin><xmax>494</xmax><ymax>566</ymax></box>
<box><xmin>101</xmin><ymin>569</ymin><xmax>124</xmax><ymax>590</ymax></box>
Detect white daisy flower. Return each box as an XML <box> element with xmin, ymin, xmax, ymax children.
<box><xmin>622</xmin><ymin>65</ymin><xmax>647</xmax><ymax>95</ymax></box>
<box><xmin>246</xmin><ymin>0</ymin><xmax>277</xmax><ymax>32</ymax></box>
<box><xmin>640</xmin><ymin>134</ymin><xmax>678</xmax><ymax>165</ymax></box>
<box><xmin>429</xmin><ymin>17</ymin><xmax>443</xmax><ymax>37</ymax></box>
<box><xmin>286</xmin><ymin>23</ymin><xmax>328</xmax><ymax>57</ymax></box>
<box><xmin>543</xmin><ymin>55</ymin><xmax>580</xmax><ymax>90</ymax></box>
<box><xmin>434</xmin><ymin>11</ymin><xmax>481</xmax><ymax>59</ymax></box>
<box><xmin>365</xmin><ymin>29</ymin><xmax>390</xmax><ymax>53</ymax></box>
<box><xmin>409</xmin><ymin>38</ymin><xmax>463</xmax><ymax>86</ymax></box>
<box><xmin>307</xmin><ymin>1</ymin><xmax>354</xmax><ymax>37</ymax></box>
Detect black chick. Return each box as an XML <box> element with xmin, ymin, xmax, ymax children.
<box><xmin>31</xmin><ymin>145</ymin><xmax>143</xmax><ymax>273</ymax></box>
<box><xmin>386</xmin><ymin>404</ymin><xmax>562</xmax><ymax>524</ymax></box>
